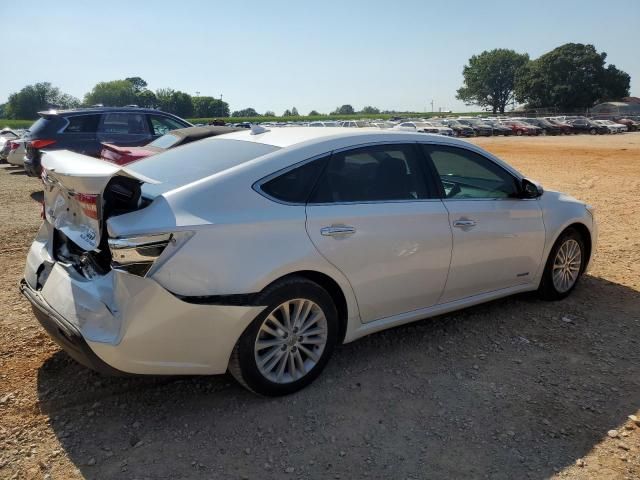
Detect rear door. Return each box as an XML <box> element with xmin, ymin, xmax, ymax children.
<box><xmin>305</xmin><ymin>143</ymin><xmax>452</xmax><ymax>323</ymax></box>
<box><xmin>421</xmin><ymin>144</ymin><xmax>545</xmax><ymax>303</ymax></box>
<box><xmin>98</xmin><ymin>112</ymin><xmax>151</xmax><ymax>147</ymax></box>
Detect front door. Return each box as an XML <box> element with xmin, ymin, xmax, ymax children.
<box><xmin>421</xmin><ymin>144</ymin><xmax>546</xmax><ymax>303</ymax></box>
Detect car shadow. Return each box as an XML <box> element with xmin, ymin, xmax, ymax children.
<box><xmin>30</xmin><ymin>190</ymin><xmax>44</xmax><ymax>203</ymax></box>
<box><xmin>9</xmin><ymin>169</ymin><xmax>27</xmax><ymax>175</ymax></box>
<box><xmin>36</xmin><ymin>275</ymin><xmax>640</xmax><ymax>479</ymax></box>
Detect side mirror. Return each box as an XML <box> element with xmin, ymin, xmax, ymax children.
<box><xmin>520</xmin><ymin>178</ymin><xmax>543</xmax><ymax>198</ymax></box>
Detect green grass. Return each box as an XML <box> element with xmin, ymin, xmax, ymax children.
<box><xmin>0</xmin><ymin>119</ymin><xmax>34</xmax><ymax>129</ymax></box>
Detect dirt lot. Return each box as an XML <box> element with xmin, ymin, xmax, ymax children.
<box><xmin>1</xmin><ymin>134</ymin><xmax>639</xmax><ymax>480</ymax></box>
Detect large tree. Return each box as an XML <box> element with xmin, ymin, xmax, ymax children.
<box><xmin>360</xmin><ymin>106</ymin><xmax>380</xmax><ymax>114</ymax></box>
<box><xmin>331</xmin><ymin>104</ymin><xmax>355</xmax><ymax>115</ymax></box>
<box><xmin>5</xmin><ymin>82</ymin><xmax>80</xmax><ymax>119</ymax></box>
<box><xmin>515</xmin><ymin>43</ymin><xmax>630</xmax><ymax>110</ymax></box>
<box><xmin>192</xmin><ymin>96</ymin><xmax>230</xmax><ymax>117</ymax></box>
<box><xmin>84</xmin><ymin>80</ymin><xmax>138</xmax><ymax>106</ymax></box>
<box><xmin>456</xmin><ymin>49</ymin><xmax>529</xmax><ymax>113</ymax></box>
<box><xmin>232</xmin><ymin>107</ymin><xmax>260</xmax><ymax>117</ymax></box>
<box><xmin>155</xmin><ymin>88</ymin><xmax>193</xmax><ymax>117</ymax></box>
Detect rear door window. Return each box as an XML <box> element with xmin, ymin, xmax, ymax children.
<box><xmin>100</xmin><ymin>113</ymin><xmax>149</xmax><ymax>135</ymax></box>
<box><xmin>64</xmin><ymin>115</ymin><xmax>101</xmax><ymax>133</ymax></box>
<box><xmin>309</xmin><ymin>144</ymin><xmax>431</xmax><ymax>203</ymax></box>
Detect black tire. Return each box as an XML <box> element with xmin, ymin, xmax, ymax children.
<box><xmin>228</xmin><ymin>276</ymin><xmax>339</xmax><ymax>396</ymax></box>
<box><xmin>538</xmin><ymin>228</ymin><xmax>586</xmax><ymax>301</ymax></box>
<box><xmin>516</xmin><ymin>130</ymin><xmax>523</xmax><ymax>136</ymax></box>
<box><xmin>589</xmin><ymin>128</ymin><xmax>597</xmax><ymax>135</ymax></box>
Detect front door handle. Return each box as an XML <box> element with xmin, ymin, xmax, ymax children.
<box><xmin>320</xmin><ymin>225</ymin><xmax>356</xmax><ymax>236</ymax></box>
<box><xmin>453</xmin><ymin>219</ymin><xmax>476</xmax><ymax>228</ymax></box>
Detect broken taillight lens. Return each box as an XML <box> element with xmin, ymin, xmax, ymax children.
<box><xmin>108</xmin><ymin>233</ymin><xmax>173</xmax><ymax>277</ymax></box>
<box><xmin>9</xmin><ymin>141</ymin><xmax>20</xmax><ymax>151</ymax></box>
<box><xmin>75</xmin><ymin>193</ymin><xmax>99</xmax><ymax>220</ymax></box>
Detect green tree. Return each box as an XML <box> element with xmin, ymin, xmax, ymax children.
<box><xmin>155</xmin><ymin>88</ymin><xmax>193</xmax><ymax>117</ymax></box>
<box><xmin>282</xmin><ymin>109</ymin><xmax>292</xmax><ymax>117</ymax></box>
<box><xmin>264</xmin><ymin>110</ymin><xmax>276</xmax><ymax>117</ymax></box>
<box><xmin>193</xmin><ymin>96</ymin><xmax>230</xmax><ymax>117</ymax></box>
<box><xmin>291</xmin><ymin>107</ymin><xmax>299</xmax><ymax>116</ymax></box>
<box><xmin>125</xmin><ymin>77</ymin><xmax>148</xmax><ymax>93</ymax></box>
<box><xmin>360</xmin><ymin>106</ymin><xmax>380</xmax><ymax>114</ymax></box>
<box><xmin>136</xmin><ymin>89</ymin><xmax>157</xmax><ymax>108</ymax></box>
<box><xmin>308</xmin><ymin>110</ymin><xmax>320</xmax><ymax>116</ymax></box>
<box><xmin>331</xmin><ymin>104</ymin><xmax>355</xmax><ymax>115</ymax></box>
<box><xmin>232</xmin><ymin>108</ymin><xmax>260</xmax><ymax>117</ymax></box>
<box><xmin>456</xmin><ymin>49</ymin><xmax>529</xmax><ymax>114</ymax></box>
<box><xmin>84</xmin><ymin>80</ymin><xmax>138</xmax><ymax>106</ymax></box>
<box><xmin>5</xmin><ymin>82</ymin><xmax>80</xmax><ymax>119</ymax></box>
<box><xmin>515</xmin><ymin>43</ymin><xmax>630</xmax><ymax>110</ymax></box>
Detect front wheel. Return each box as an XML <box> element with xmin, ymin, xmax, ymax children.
<box><xmin>228</xmin><ymin>277</ymin><xmax>338</xmax><ymax>396</ymax></box>
<box><xmin>538</xmin><ymin>228</ymin><xmax>585</xmax><ymax>300</ymax></box>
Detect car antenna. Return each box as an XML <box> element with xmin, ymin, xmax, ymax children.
<box><xmin>250</xmin><ymin>124</ymin><xmax>270</xmax><ymax>135</ymax></box>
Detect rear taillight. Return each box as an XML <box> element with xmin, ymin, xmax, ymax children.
<box><xmin>108</xmin><ymin>233</ymin><xmax>174</xmax><ymax>277</ymax></box>
<box><xmin>9</xmin><ymin>141</ymin><xmax>19</xmax><ymax>151</ymax></box>
<box><xmin>30</xmin><ymin>139</ymin><xmax>57</xmax><ymax>149</ymax></box>
<box><xmin>75</xmin><ymin>193</ymin><xmax>99</xmax><ymax>220</ymax></box>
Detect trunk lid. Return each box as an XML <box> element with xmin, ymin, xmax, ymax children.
<box><xmin>42</xmin><ymin>150</ymin><xmax>159</xmax><ymax>251</ymax></box>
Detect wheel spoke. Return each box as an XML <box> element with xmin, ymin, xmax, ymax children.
<box><xmin>263</xmin><ymin>349</ymin><xmax>286</xmax><ymax>371</ymax></box>
<box><xmin>279</xmin><ymin>302</ymin><xmax>292</xmax><ymax>330</ymax></box>
<box><xmin>256</xmin><ymin>338</ymin><xmax>285</xmax><ymax>350</ymax></box>
<box><xmin>275</xmin><ymin>352</ymin><xmax>288</xmax><ymax>382</ymax></box>
<box><xmin>266</xmin><ymin>314</ymin><xmax>286</xmax><ymax>332</ymax></box>
<box><xmin>298</xmin><ymin>344</ymin><xmax>320</xmax><ymax>362</ymax></box>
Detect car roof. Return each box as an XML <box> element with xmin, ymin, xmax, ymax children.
<box><xmin>37</xmin><ymin>107</ymin><xmax>178</xmax><ymax>117</ymax></box>
<box><xmin>220</xmin><ymin>126</ymin><xmax>475</xmax><ymax>149</ymax></box>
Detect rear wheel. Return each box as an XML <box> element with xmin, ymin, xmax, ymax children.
<box><xmin>516</xmin><ymin>130</ymin><xmax>523</xmax><ymax>136</ymax></box>
<box><xmin>228</xmin><ymin>277</ymin><xmax>338</xmax><ymax>396</ymax></box>
<box><xmin>538</xmin><ymin>228</ymin><xmax>585</xmax><ymax>300</ymax></box>
<box><xmin>589</xmin><ymin>128</ymin><xmax>597</xmax><ymax>135</ymax></box>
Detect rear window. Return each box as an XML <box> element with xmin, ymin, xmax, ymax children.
<box><xmin>26</xmin><ymin>117</ymin><xmax>55</xmax><ymax>137</ymax></box>
<box><xmin>149</xmin><ymin>133</ymin><xmax>180</xmax><ymax>149</ymax></box>
<box><xmin>127</xmin><ymin>138</ymin><xmax>280</xmax><ymax>198</ymax></box>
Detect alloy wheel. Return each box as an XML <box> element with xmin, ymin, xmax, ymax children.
<box><xmin>254</xmin><ymin>299</ymin><xmax>328</xmax><ymax>384</ymax></box>
<box><xmin>552</xmin><ymin>239</ymin><xmax>582</xmax><ymax>293</ymax></box>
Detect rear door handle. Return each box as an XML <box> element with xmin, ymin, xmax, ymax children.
<box><xmin>320</xmin><ymin>225</ymin><xmax>356</xmax><ymax>236</ymax></box>
<box><xmin>453</xmin><ymin>219</ymin><xmax>476</xmax><ymax>228</ymax></box>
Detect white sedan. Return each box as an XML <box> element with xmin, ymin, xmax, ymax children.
<box><xmin>395</xmin><ymin>121</ymin><xmax>454</xmax><ymax>136</ymax></box>
<box><xmin>594</xmin><ymin>119</ymin><xmax>627</xmax><ymax>134</ymax></box>
<box><xmin>21</xmin><ymin>128</ymin><xmax>597</xmax><ymax>395</ymax></box>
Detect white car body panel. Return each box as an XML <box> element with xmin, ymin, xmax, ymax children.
<box><xmin>439</xmin><ymin>198</ymin><xmax>545</xmax><ymax>303</ymax></box>
<box><xmin>306</xmin><ymin>200</ymin><xmax>452</xmax><ymax>322</ymax></box>
<box><xmin>22</xmin><ymin>128</ymin><xmax>597</xmax><ymax>375</ymax></box>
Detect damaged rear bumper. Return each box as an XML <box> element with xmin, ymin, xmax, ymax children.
<box><xmin>20</xmin><ymin>279</ymin><xmax>125</xmax><ymax>375</ymax></box>
<box><xmin>21</xmin><ymin>228</ymin><xmax>265</xmax><ymax>375</ymax></box>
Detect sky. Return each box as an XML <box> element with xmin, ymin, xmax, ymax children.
<box><xmin>1</xmin><ymin>0</ymin><xmax>639</xmax><ymax>115</ymax></box>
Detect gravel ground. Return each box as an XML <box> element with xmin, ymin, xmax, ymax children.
<box><xmin>1</xmin><ymin>134</ymin><xmax>639</xmax><ymax>480</ymax></box>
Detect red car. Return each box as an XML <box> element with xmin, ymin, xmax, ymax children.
<box><xmin>100</xmin><ymin>125</ymin><xmax>241</xmax><ymax>165</ymax></box>
<box><xmin>501</xmin><ymin>120</ymin><xmax>539</xmax><ymax>136</ymax></box>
